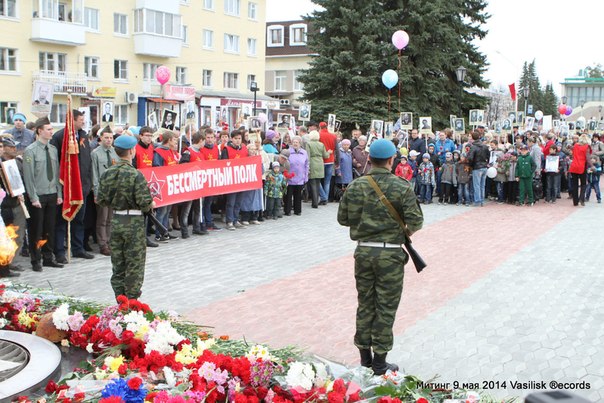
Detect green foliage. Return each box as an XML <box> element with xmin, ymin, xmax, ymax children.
<box><xmin>300</xmin><ymin>0</ymin><xmax>490</xmax><ymax>132</ymax></box>
<box><xmin>585</xmin><ymin>64</ymin><xmax>604</xmax><ymax>78</ymax></box>
<box><xmin>519</xmin><ymin>60</ymin><xmax>558</xmax><ymax>118</ymax></box>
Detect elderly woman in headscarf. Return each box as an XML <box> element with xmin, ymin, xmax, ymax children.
<box><xmin>336</xmin><ymin>138</ymin><xmax>353</xmax><ymax>187</ymax></box>
<box><xmin>262</xmin><ymin>129</ymin><xmax>279</xmax><ymax>154</ymax></box>
<box><xmin>284</xmin><ymin>135</ymin><xmax>309</xmax><ymax>216</ymax></box>
<box><xmin>351</xmin><ymin>135</ymin><xmax>371</xmax><ymax>177</ymax></box>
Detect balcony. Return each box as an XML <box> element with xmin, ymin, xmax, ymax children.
<box><xmin>31</xmin><ymin>18</ymin><xmax>86</xmax><ymax>46</ymax></box>
<box><xmin>134</xmin><ymin>33</ymin><xmax>182</xmax><ymax>58</ymax></box>
<box><xmin>32</xmin><ymin>71</ymin><xmax>88</xmax><ymax>95</ymax></box>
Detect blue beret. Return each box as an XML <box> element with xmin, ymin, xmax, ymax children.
<box><xmin>129</xmin><ymin>126</ymin><xmax>141</xmax><ymax>135</ymax></box>
<box><xmin>13</xmin><ymin>113</ymin><xmax>26</xmax><ymax>122</ymax></box>
<box><xmin>114</xmin><ymin>135</ymin><xmax>137</xmax><ymax>150</ymax></box>
<box><xmin>368</xmin><ymin>139</ymin><xmax>396</xmax><ymax>158</ymax></box>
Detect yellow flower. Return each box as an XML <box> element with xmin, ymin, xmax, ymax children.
<box><xmin>104</xmin><ymin>355</ymin><xmax>125</xmax><ymax>372</ymax></box>
<box><xmin>175</xmin><ymin>337</ymin><xmax>214</xmax><ymax>364</ymax></box>
<box><xmin>18</xmin><ymin>309</ymin><xmax>37</xmax><ymax>328</ymax></box>
<box><xmin>135</xmin><ymin>324</ymin><xmax>150</xmax><ymax>339</ymax></box>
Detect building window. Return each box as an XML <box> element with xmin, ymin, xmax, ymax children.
<box><xmin>50</xmin><ymin>103</ymin><xmax>68</xmax><ymax>124</ymax></box>
<box><xmin>143</xmin><ymin>63</ymin><xmax>159</xmax><ymax>81</ymax></box>
<box><xmin>84</xmin><ymin>56</ymin><xmax>99</xmax><ymax>79</ymax></box>
<box><xmin>114</xmin><ymin>13</ymin><xmax>127</xmax><ymax>35</ymax></box>
<box><xmin>275</xmin><ymin>70</ymin><xmax>287</xmax><ymax>91</ymax></box>
<box><xmin>247</xmin><ymin>74</ymin><xmax>256</xmax><ymax>90</ymax></box>
<box><xmin>267</xmin><ymin>25</ymin><xmax>284</xmax><ymax>47</ymax></box>
<box><xmin>134</xmin><ymin>9</ymin><xmax>181</xmax><ymax>37</ymax></box>
<box><xmin>84</xmin><ymin>8</ymin><xmax>99</xmax><ymax>30</ymax></box>
<box><xmin>182</xmin><ymin>25</ymin><xmax>188</xmax><ymax>45</ymax></box>
<box><xmin>294</xmin><ymin>70</ymin><xmax>304</xmax><ymax>91</ymax></box>
<box><xmin>39</xmin><ymin>52</ymin><xmax>66</xmax><ymax>72</ymax></box>
<box><xmin>0</xmin><ymin>48</ymin><xmax>17</xmax><ymax>72</ymax></box>
<box><xmin>202</xmin><ymin>70</ymin><xmax>212</xmax><ymax>87</ymax></box>
<box><xmin>290</xmin><ymin>24</ymin><xmax>307</xmax><ymax>45</ymax></box>
<box><xmin>223</xmin><ymin>72</ymin><xmax>238</xmax><ymax>89</ymax></box>
<box><xmin>203</xmin><ymin>0</ymin><xmax>213</xmax><ymax>10</ymax></box>
<box><xmin>176</xmin><ymin>67</ymin><xmax>187</xmax><ymax>84</ymax></box>
<box><xmin>0</xmin><ymin>0</ymin><xmax>16</xmax><ymax>18</ymax></box>
<box><xmin>0</xmin><ymin>101</ymin><xmax>17</xmax><ymax>124</ymax></box>
<box><xmin>247</xmin><ymin>38</ymin><xmax>257</xmax><ymax>56</ymax></box>
<box><xmin>248</xmin><ymin>2</ymin><xmax>257</xmax><ymax>20</ymax></box>
<box><xmin>224</xmin><ymin>0</ymin><xmax>240</xmax><ymax>16</ymax></box>
<box><xmin>114</xmin><ymin>104</ymin><xmax>128</xmax><ymax>125</ymax></box>
<box><xmin>224</xmin><ymin>34</ymin><xmax>239</xmax><ymax>53</ymax></box>
<box><xmin>202</xmin><ymin>29</ymin><xmax>213</xmax><ymax>49</ymax></box>
<box><xmin>114</xmin><ymin>59</ymin><xmax>128</xmax><ymax>80</ymax></box>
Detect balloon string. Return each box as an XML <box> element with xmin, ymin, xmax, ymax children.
<box><xmin>398</xmin><ymin>51</ymin><xmax>402</xmax><ymax>114</ymax></box>
<box><xmin>388</xmin><ymin>90</ymin><xmax>391</xmax><ymax>124</ymax></box>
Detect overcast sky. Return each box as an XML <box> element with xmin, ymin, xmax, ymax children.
<box><xmin>266</xmin><ymin>0</ymin><xmax>601</xmax><ymax>95</ymax></box>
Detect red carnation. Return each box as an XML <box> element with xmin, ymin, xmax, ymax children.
<box><xmin>99</xmin><ymin>397</ymin><xmax>125</xmax><ymax>403</ymax></box>
<box><xmin>328</xmin><ymin>392</ymin><xmax>345</xmax><ymax>403</ymax></box>
<box><xmin>332</xmin><ymin>379</ymin><xmax>346</xmax><ymax>395</ymax></box>
<box><xmin>348</xmin><ymin>391</ymin><xmax>361</xmax><ymax>402</ymax></box>
<box><xmin>416</xmin><ymin>399</ymin><xmax>429</xmax><ymax>403</ymax></box>
<box><xmin>73</xmin><ymin>392</ymin><xmax>85</xmax><ymax>402</ymax></box>
<box><xmin>377</xmin><ymin>398</ymin><xmax>401</xmax><ymax>403</ymax></box>
<box><xmin>127</xmin><ymin>376</ymin><xmax>143</xmax><ymax>390</ymax></box>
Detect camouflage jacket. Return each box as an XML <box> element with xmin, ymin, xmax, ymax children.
<box><xmin>264</xmin><ymin>170</ymin><xmax>287</xmax><ymax>198</ymax></box>
<box><xmin>96</xmin><ymin>160</ymin><xmax>153</xmax><ymax>212</ymax></box>
<box><xmin>337</xmin><ymin>167</ymin><xmax>423</xmax><ymax>244</ymax></box>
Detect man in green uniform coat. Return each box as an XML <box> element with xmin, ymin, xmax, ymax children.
<box><xmin>96</xmin><ymin>135</ymin><xmax>154</xmax><ymax>300</ymax></box>
<box><xmin>337</xmin><ymin>139</ymin><xmax>424</xmax><ymax>375</ymax></box>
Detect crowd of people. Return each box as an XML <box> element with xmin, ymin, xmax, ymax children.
<box><xmin>0</xmin><ymin>111</ymin><xmax>602</xmax><ymax>278</ymax></box>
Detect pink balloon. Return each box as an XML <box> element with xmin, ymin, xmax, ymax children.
<box><xmin>258</xmin><ymin>112</ymin><xmax>268</xmax><ymax>124</ymax></box>
<box><xmin>392</xmin><ymin>30</ymin><xmax>409</xmax><ymax>50</ymax></box>
<box><xmin>155</xmin><ymin>66</ymin><xmax>171</xmax><ymax>85</ymax></box>
<box><xmin>558</xmin><ymin>104</ymin><xmax>567</xmax><ymax>115</ymax></box>
<box><xmin>565</xmin><ymin>106</ymin><xmax>573</xmax><ymax>116</ymax></box>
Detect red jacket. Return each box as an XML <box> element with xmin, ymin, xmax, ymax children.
<box><xmin>200</xmin><ymin>144</ymin><xmax>220</xmax><ymax>160</ymax></box>
<box><xmin>319</xmin><ymin>129</ymin><xmax>336</xmax><ymax>164</ymax></box>
<box><xmin>395</xmin><ymin>163</ymin><xmax>413</xmax><ymax>181</ymax></box>
<box><xmin>569</xmin><ymin>143</ymin><xmax>591</xmax><ymax>174</ymax></box>
<box><xmin>134</xmin><ymin>142</ymin><xmax>154</xmax><ymax>169</ymax></box>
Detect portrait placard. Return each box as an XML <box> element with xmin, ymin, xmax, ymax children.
<box><xmin>161</xmin><ymin>110</ymin><xmax>178</xmax><ymax>130</ymax></box>
<box><xmin>370</xmin><ymin>120</ymin><xmax>384</xmax><ymax>137</ymax></box>
<box><xmin>1</xmin><ymin>159</ymin><xmax>25</xmax><ymax>197</ymax></box>
<box><xmin>419</xmin><ymin>117</ymin><xmax>432</xmax><ymax>134</ymax></box>
<box><xmin>327</xmin><ymin>114</ymin><xmax>336</xmax><ymax>133</ymax></box>
<box><xmin>299</xmin><ymin>104</ymin><xmax>311</xmax><ymax>121</ymax></box>
<box><xmin>400</xmin><ymin>112</ymin><xmax>413</xmax><ymax>130</ymax></box>
<box><xmin>31</xmin><ymin>81</ymin><xmax>55</xmax><ymax>117</ymax></box>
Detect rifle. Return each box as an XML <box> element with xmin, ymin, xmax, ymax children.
<box><xmin>366</xmin><ymin>176</ymin><xmax>427</xmax><ymax>273</ymax></box>
<box><xmin>145</xmin><ymin>211</ymin><xmax>169</xmax><ymax>237</ymax></box>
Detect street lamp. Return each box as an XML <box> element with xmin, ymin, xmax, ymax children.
<box><xmin>455</xmin><ymin>66</ymin><xmax>466</xmax><ymax>116</ymax></box>
<box><xmin>523</xmin><ymin>87</ymin><xmax>529</xmax><ymax>117</ymax></box>
<box><xmin>561</xmin><ymin>96</ymin><xmax>567</xmax><ymax>105</ymax></box>
<box><xmin>250</xmin><ymin>81</ymin><xmax>259</xmax><ymax>116</ymax></box>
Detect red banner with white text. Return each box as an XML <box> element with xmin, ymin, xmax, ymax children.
<box><xmin>140</xmin><ymin>156</ymin><xmax>262</xmax><ymax>207</ymax></box>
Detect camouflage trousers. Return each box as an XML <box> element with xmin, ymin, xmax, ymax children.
<box><xmin>353</xmin><ymin>245</ymin><xmax>407</xmax><ymax>354</ymax></box>
<box><xmin>109</xmin><ymin>215</ymin><xmax>146</xmax><ymax>300</ymax></box>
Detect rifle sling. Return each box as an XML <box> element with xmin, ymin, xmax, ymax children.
<box><xmin>366</xmin><ymin>175</ymin><xmax>410</xmax><ymax>239</ymax></box>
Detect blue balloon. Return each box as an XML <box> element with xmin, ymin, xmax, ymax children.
<box><xmin>381</xmin><ymin>69</ymin><xmax>399</xmax><ymax>89</ymax></box>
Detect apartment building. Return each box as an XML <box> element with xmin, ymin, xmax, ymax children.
<box><xmin>265</xmin><ymin>19</ymin><xmax>314</xmax><ymax>121</ymax></box>
<box><xmin>0</xmin><ymin>0</ymin><xmax>271</xmax><ymax>131</ymax></box>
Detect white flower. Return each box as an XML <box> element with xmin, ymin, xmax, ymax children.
<box><xmin>61</xmin><ymin>339</ymin><xmax>70</xmax><ymax>347</ymax></box>
<box><xmin>163</xmin><ymin>366</ymin><xmax>176</xmax><ymax>388</ymax></box>
<box><xmin>86</xmin><ymin>343</ymin><xmax>94</xmax><ymax>353</ymax></box>
<box><xmin>123</xmin><ymin>311</ymin><xmax>150</xmax><ymax>337</ymax></box>
<box><xmin>285</xmin><ymin>362</ymin><xmax>315</xmax><ymax>391</ymax></box>
<box><xmin>313</xmin><ymin>363</ymin><xmax>329</xmax><ymax>386</ymax></box>
<box><xmin>143</xmin><ymin>321</ymin><xmax>184</xmax><ymax>355</ymax></box>
<box><xmin>52</xmin><ymin>303</ymin><xmax>70</xmax><ymax>331</ymax></box>
<box><xmin>0</xmin><ymin>318</ymin><xmax>8</xmax><ymax>329</ymax></box>
<box><xmin>246</xmin><ymin>344</ymin><xmax>273</xmax><ymax>361</ymax></box>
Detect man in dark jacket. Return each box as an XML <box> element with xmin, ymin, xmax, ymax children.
<box><xmin>466</xmin><ymin>131</ymin><xmax>490</xmax><ymax>206</ymax></box>
<box><xmin>408</xmin><ymin>129</ymin><xmax>426</xmax><ymax>155</ymax></box>
<box><xmin>51</xmin><ymin>109</ymin><xmax>94</xmax><ymax>262</ymax></box>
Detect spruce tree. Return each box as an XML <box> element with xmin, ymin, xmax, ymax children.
<box><xmin>299</xmin><ymin>0</ymin><xmax>490</xmax><ymax>132</ymax></box>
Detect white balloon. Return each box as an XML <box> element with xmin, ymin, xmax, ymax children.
<box><xmin>487</xmin><ymin>167</ymin><xmax>497</xmax><ymax>179</ymax></box>
<box><xmin>535</xmin><ymin>110</ymin><xmax>544</xmax><ymax>120</ymax></box>
<box><xmin>258</xmin><ymin>112</ymin><xmax>268</xmax><ymax>123</ymax></box>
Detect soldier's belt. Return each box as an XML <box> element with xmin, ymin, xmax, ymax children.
<box><xmin>357</xmin><ymin>241</ymin><xmax>402</xmax><ymax>248</ymax></box>
<box><xmin>114</xmin><ymin>209</ymin><xmax>143</xmax><ymax>216</ymax></box>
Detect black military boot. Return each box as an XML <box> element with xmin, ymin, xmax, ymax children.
<box><xmin>359</xmin><ymin>348</ymin><xmax>372</xmax><ymax>368</ymax></box>
<box><xmin>371</xmin><ymin>353</ymin><xmax>399</xmax><ymax>375</ymax></box>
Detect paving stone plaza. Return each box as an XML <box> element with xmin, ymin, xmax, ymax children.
<box><xmin>13</xmin><ymin>199</ymin><xmax>604</xmax><ymax>401</ymax></box>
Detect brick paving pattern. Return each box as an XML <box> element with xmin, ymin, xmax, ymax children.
<box><xmin>11</xmin><ymin>196</ymin><xmax>603</xmax><ymax>401</ymax></box>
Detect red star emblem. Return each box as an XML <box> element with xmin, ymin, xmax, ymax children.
<box><xmin>147</xmin><ymin>171</ymin><xmax>165</xmax><ymax>202</ymax></box>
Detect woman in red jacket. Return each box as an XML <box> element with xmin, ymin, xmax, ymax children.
<box><xmin>568</xmin><ymin>134</ymin><xmax>592</xmax><ymax>206</ymax></box>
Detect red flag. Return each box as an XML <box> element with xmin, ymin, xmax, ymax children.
<box><xmin>508</xmin><ymin>83</ymin><xmax>517</xmax><ymax>101</ymax></box>
<box><xmin>59</xmin><ymin>96</ymin><xmax>83</xmax><ymax>221</ymax></box>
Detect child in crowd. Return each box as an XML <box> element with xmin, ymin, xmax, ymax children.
<box><xmin>418</xmin><ymin>153</ymin><xmax>436</xmax><ymax>204</ymax></box>
<box><xmin>451</xmin><ymin>150</ymin><xmax>461</xmax><ymax>203</ymax></box>
<box><xmin>456</xmin><ymin>152</ymin><xmax>472</xmax><ymax>206</ymax></box>
<box><xmin>544</xmin><ymin>144</ymin><xmax>561</xmax><ymax>204</ymax></box>
<box><xmin>264</xmin><ymin>161</ymin><xmax>287</xmax><ymax>219</ymax></box>
<box><xmin>240</xmin><ymin>144</ymin><xmax>264</xmax><ymax>224</ymax></box>
<box><xmin>516</xmin><ymin>145</ymin><xmax>536</xmax><ymax>206</ymax></box>
<box><xmin>505</xmin><ymin>151</ymin><xmax>519</xmax><ymax>204</ymax></box>
<box><xmin>586</xmin><ymin>155</ymin><xmax>602</xmax><ymax>203</ymax></box>
<box><xmin>394</xmin><ymin>155</ymin><xmax>413</xmax><ymax>181</ymax></box>
<box><xmin>439</xmin><ymin>152</ymin><xmax>457</xmax><ymax>204</ymax></box>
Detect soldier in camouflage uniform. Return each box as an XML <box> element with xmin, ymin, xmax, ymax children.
<box><xmin>337</xmin><ymin>139</ymin><xmax>423</xmax><ymax>375</ymax></box>
<box><xmin>96</xmin><ymin>135</ymin><xmax>154</xmax><ymax>300</ymax></box>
